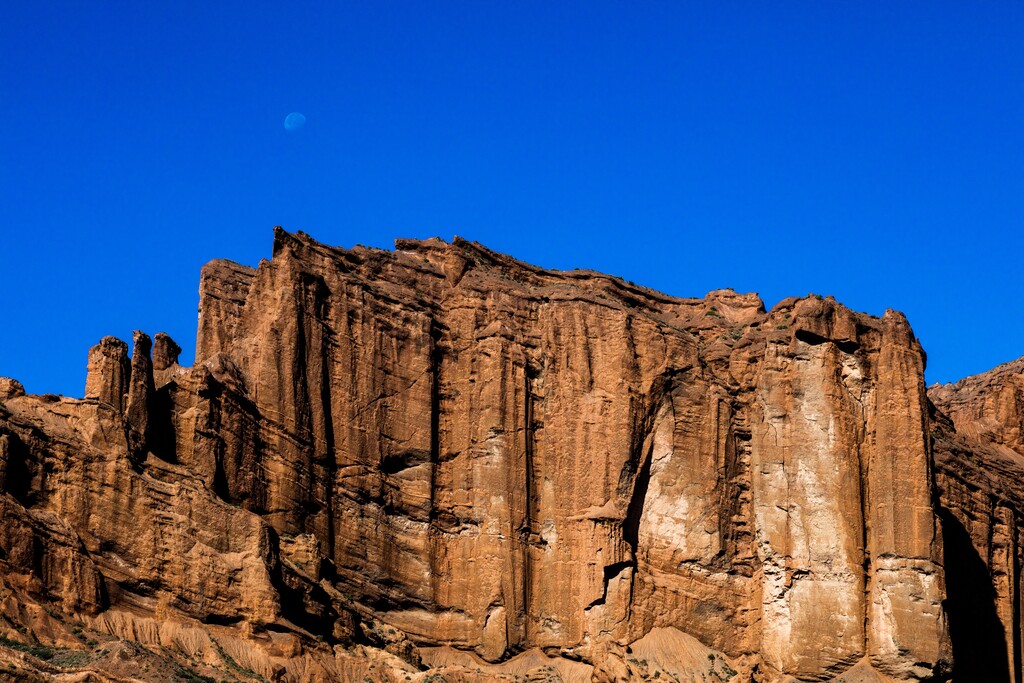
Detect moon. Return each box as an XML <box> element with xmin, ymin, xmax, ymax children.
<box><xmin>284</xmin><ymin>112</ymin><xmax>306</xmax><ymax>132</ymax></box>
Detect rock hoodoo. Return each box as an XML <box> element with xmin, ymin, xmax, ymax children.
<box><xmin>0</xmin><ymin>228</ymin><xmax>1022</xmax><ymax>682</ymax></box>
<box><xmin>84</xmin><ymin>336</ymin><xmax>129</xmax><ymax>413</ymax></box>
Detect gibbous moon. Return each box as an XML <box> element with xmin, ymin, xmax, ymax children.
<box><xmin>284</xmin><ymin>112</ymin><xmax>306</xmax><ymax>131</ymax></box>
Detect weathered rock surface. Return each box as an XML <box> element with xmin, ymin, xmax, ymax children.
<box><xmin>83</xmin><ymin>337</ymin><xmax>128</xmax><ymax>412</ymax></box>
<box><xmin>929</xmin><ymin>360</ymin><xmax>1024</xmax><ymax>683</ymax></box>
<box><xmin>0</xmin><ymin>228</ymin><xmax>1022</xmax><ymax>681</ymax></box>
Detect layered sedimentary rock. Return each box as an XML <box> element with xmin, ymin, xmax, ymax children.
<box><xmin>929</xmin><ymin>361</ymin><xmax>1024</xmax><ymax>683</ymax></box>
<box><xmin>83</xmin><ymin>337</ymin><xmax>129</xmax><ymax>412</ymax></box>
<box><xmin>0</xmin><ymin>228</ymin><xmax>1021</xmax><ymax>681</ymax></box>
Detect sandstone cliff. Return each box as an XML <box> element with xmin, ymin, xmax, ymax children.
<box><xmin>0</xmin><ymin>229</ymin><xmax>1019</xmax><ymax>682</ymax></box>
<box><xmin>929</xmin><ymin>360</ymin><xmax>1024</xmax><ymax>683</ymax></box>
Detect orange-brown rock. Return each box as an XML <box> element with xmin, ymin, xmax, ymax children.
<box><xmin>84</xmin><ymin>337</ymin><xmax>129</xmax><ymax>413</ymax></box>
<box><xmin>2</xmin><ymin>228</ymin><xmax>1021</xmax><ymax>682</ymax></box>
<box><xmin>929</xmin><ymin>360</ymin><xmax>1024</xmax><ymax>683</ymax></box>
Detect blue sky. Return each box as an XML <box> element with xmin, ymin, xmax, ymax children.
<box><xmin>2</xmin><ymin>2</ymin><xmax>1022</xmax><ymax>395</ymax></box>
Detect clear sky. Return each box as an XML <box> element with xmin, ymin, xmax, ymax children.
<box><xmin>2</xmin><ymin>3</ymin><xmax>1022</xmax><ymax>396</ymax></box>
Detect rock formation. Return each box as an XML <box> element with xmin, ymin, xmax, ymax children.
<box><xmin>928</xmin><ymin>360</ymin><xmax>1024</xmax><ymax>683</ymax></box>
<box><xmin>0</xmin><ymin>228</ymin><xmax>1022</xmax><ymax>682</ymax></box>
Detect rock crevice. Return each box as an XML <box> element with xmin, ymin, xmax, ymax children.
<box><xmin>1</xmin><ymin>229</ymin><xmax>1023</xmax><ymax>682</ymax></box>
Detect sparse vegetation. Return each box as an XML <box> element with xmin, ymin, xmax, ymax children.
<box><xmin>213</xmin><ymin>640</ymin><xmax>268</xmax><ymax>682</ymax></box>
<box><xmin>172</xmin><ymin>663</ymin><xmax>217</xmax><ymax>683</ymax></box>
<box><xmin>706</xmin><ymin>652</ymin><xmax>738</xmax><ymax>681</ymax></box>
<box><xmin>0</xmin><ymin>635</ymin><xmax>55</xmax><ymax>660</ymax></box>
<box><xmin>0</xmin><ymin>636</ymin><xmax>100</xmax><ymax>670</ymax></box>
<box><xmin>50</xmin><ymin>650</ymin><xmax>92</xmax><ymax>668</ymax></box>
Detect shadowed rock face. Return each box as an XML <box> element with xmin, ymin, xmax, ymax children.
<box><xmin>929</xmin><ymin>362</ymin><xmax>1024</xmax><ymax>683</ymax></box>
<box><xmin>0</xmin><ymin>228</ymin><xmax>1020</xmax><ymax>682</ymax></box>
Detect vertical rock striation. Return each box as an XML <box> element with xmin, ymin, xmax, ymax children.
<box><xmin>6</xmin><ymin>227</ymin><xmax>1024</xmax><ymax>682</ymax></box>
<box><xmin>84</xmin><ymin>336</ymin><xmax>130</xmax><ymax>413</ymax></box>
<box><xmin>930</xmin><ymin>359</ymin><xmax>1024</xmax><ymax>683</ymax></box>
<box><xmin>166</xmin><ymin>229</ymin><xmax>951</xmax><ymax>680</ymax></box>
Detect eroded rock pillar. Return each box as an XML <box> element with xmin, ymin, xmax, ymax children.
<box><xmin>866</xmin><ymin>310</ymin><xmax>948</xmax><ymax>679</ymax></box>
<box><xmin>126</xmin><ymin>331</ymin><xmax>154</xmax><ymax>459</ymax></box>
<box><xmin>84</xmin><ymin>336</ymin><xmax>130</xmax><ymax>413</ymax></box>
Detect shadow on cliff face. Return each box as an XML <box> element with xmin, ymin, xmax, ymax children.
<box><xmin>1</xmin><ymin>431</ymin><xmax>36</xmax><ymax>505</ymax></box>
<box><xmin>939</xmin><ymin>507</ymin><xmax>1012</xmax><ymax>682</ymax></box>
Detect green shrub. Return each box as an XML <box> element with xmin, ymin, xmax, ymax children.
<box><xmin>0</xmin><ymin>635</ymin><xmax>54</xmax><ymax>660</ymax></box>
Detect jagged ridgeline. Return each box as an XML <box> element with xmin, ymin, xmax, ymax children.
<box><xmin>1</xmin><ymin>227</ymin><xmax>1023</xmax><ymax>682</ymax></box>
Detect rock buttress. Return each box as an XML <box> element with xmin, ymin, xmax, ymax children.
<box><xmin>931</xmin><ymin>359</ymin><xmax>1024</xmax><ymax>683</ymax></box>
<box><xmin>173</xmin><ymin>229</ymin><xmax>952</xmax><ymax>680</ymax></box>
<box><xmin>0</xmin><ymin>229</ymin><xmax>982</xmax><ymax>682</ymax></box>
<box><xmin>84</xmin><ymin>336</ymin><xmax>130</xmax><ymax>413</ymax></box>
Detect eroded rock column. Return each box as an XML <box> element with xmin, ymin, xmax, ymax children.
<box><xmin>126</xmin><ymin>331</ymin><xmax>154</xmax><ymax>459</ymax></box>
<box><xmin>751</xmin><ymin>332</ymin><xmax>867</xmax><ymax>678</ymax></box>
<box><xmin>84</xmin><ymin>336</ymin><xmax>130</xmax><ymax>413</ymax></box>
<box><xmin>866</xmin><ymin>311</ymin><xmax>948</xmax><ymax>679</ymax></box>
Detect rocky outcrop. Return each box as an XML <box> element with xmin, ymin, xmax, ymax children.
<box><xmin>930</xmin><ymin>357</ymin><xmax>1024</xmax><ymax>454</ymax></box>
<box><xmin>929</xmin><ymin>361</ymin><xmax>1024</xmax><ymax>683</ymax></box>
<box><xmin>125</xmin><ymin>331</ymin><xmax>155</xmax><ymax>461</ymax></box>
<box><xmin>84</xmin><ymin>337</ymin><xmax>129</xmax><ymax>413</ymax></box>
<box><xmin>0</xmin><ymin>227</ymin><xmax>1021</xmax><ymax>681</ymax></box>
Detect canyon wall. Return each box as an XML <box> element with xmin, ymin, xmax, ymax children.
<box><xmin>0</xmin><ymin>229</ymin><xmax>1021</xmax><ymax>681</ymax></box>
<box><xmin>929</xmin><ymin>359</ymin><xmax>1024</xmax><ymax>683</ymax></box>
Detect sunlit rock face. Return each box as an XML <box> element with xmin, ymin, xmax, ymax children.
<box><xmin>2</xmin><ymin>227</ymin><xmax>1021</xmax><ymax>682</ymax></box>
